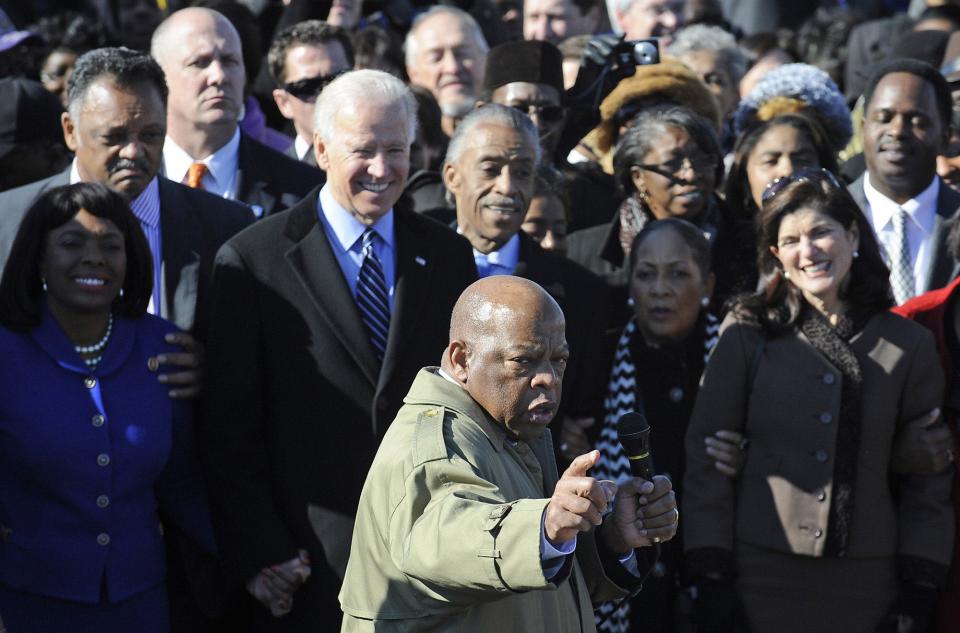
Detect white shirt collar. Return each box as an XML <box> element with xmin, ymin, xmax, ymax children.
<box><xmin>294</xmin><ymin>135</ymin><xmax>313</xmax><ymax>161</ymax></box>
<box><xmin>162</xmin><ymin>127</ymin><xmax>241</xmax><ymax>193</ymax></box>
<box><xmin>317</xmin><ymin>182</ymin><xmax>395</xmax><ymax>252</ymax></box>
<box><xmin>863</xmin><ymin>172</ymin><xmax>939</xmax><ymax>233</ymax></box>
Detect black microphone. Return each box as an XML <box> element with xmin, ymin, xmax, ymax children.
<box><xmin>616</xmin><ymin>411</ymin><xmax>655</xmax><ymax>480</ymax></box>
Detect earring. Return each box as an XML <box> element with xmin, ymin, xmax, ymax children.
<box><xmin>119</xmin><ymin>288</ymin><xmax>124</xmax><ymax>298</ymax></box>
<box><xmin>700</xmin><ymin>297</ymin><xmax>710</xmax><ymax>308</ymax></box>
<box><xmin>783</xmin><ymin>270</ymin><xmax>790</xmax><ymax>279</ymax></box>
<box><xmin>41</xmin><ymin>277</ymin><xmax>47</xmax><ymax>292</ymax></box>
<box><xmin>627</xmin><ymin>296</ymin><xmax>635</xmax><ymax>307</ymax></box>
<box><xmin>853</xmin><ymin>250</ymin><xmax>859</xmax><ymax>259</ymax></box>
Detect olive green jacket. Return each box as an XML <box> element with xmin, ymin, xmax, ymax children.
<box><xmin>339</xmin><ymin>368</ymin><xmax>629</xmax><ymax>632</ymax></box>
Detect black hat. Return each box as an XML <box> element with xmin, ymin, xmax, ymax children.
<box><xmin>0</xmin><ymin>78</ymin><xmax>65</xmax><ymax>162</ymax></box>
<box><xmin>482</xmin><ymin>40</ymin><xmax>564</xmax><ymax>95</ymax></box>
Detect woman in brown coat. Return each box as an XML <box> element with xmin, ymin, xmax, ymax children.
<box><xmin>682</xmin><ymin>170</ymin><xmax>954</xmax><ymax>633</ymax></box>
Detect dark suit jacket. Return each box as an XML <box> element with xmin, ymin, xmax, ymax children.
<box><xmin>199</xmin><ymin>187</ymin><xmax>477</xmax><ymax>629</ymax></box>
<box><xmin>283</xmin><ymin>139</ymin><xmax>319</xmax><ymax>167</ymax></box>
<box><xmin>849</xmin><ymin>174</ymin><xmax>960</xmax><ymax>294</ymax></box>
<box><xmin>0</xmin><ymin>169</ymin><xmax>254</xmax><ymax>338</ymax></box>
<box><xmin>236</xmin><ymin>132</ymin><xmax>323</xmax><ymax>216</ymax></box>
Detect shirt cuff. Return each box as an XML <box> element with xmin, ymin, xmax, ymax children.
<box><xmin>619</xmin><ymin>549</ymin><xmax>642</xmax><ymax>577</ymax></box>
<box><xmin>540</xmin><ymin>517</ymin><xmax>576</xmax><ymax>580</ymax></box>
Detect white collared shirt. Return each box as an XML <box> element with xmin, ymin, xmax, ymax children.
<box><xmin>316</xmin><ymin>183</ymin><xmax>396</xmax><ymax>309</ymax></box>
<box><xmin>863</xmin><ymin>172</ymin><xmax>939</xmax><ymax>296</ymax></box>
<box><xmin>294</xmin><ymin>135</ymin><xmax>312</xmax><ymax>162</ymax></box>
<box><xmin>162</xmin><ymin>128</ymin><xmax>241</xmax><ymax>200</ymax></box>
<box><xmin>472</xmin><ymin>233</ymin><xmax>520</xmax><ymax>278</ymax></box>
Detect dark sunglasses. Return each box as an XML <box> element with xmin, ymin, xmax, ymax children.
<box><xmin>283</xmin><ymin>69</ymin><xmax>348</xmax><ymax>102</ymax></box>
<box><xmin>510</xmin><ymin>103</ymin><xmax>565</xmax><ymax>123</ymax></box>
<box><xmin>761</xmin><ymin>167</ymin><xmax>842</xmax><ymax>204</ymax></box>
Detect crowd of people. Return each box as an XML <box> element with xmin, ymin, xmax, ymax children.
<box><xmin>1</xmin><ymin>0</ymin><xmax>960</xmax><ymax>632</ymax></box>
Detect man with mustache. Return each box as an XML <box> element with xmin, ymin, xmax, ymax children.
<box><xmin>850</xmin><ymin>59</ymin><xmax>960</xmax><ymax>305</ymax></box>
<box><xmin>340</xmin><ymin>275</ymin><xmax>678</xmax><ymax>631</ymax></box>
<box><xmin>405</xmin><ymin>5</ymin><xmax>488</xmax><ymax>138</ymax></box>
<box><xmin>151</xmin><ymin>7</ymin><xmax>321</xmax><ymax>217</ymax></box>
<box><xmin>443</xmin><ymin>104</ymin><xmax>608</xmax><ymax>466</ymax></box>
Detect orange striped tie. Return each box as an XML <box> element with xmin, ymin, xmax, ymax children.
<box><xmin>186</xmin><ymin>162</ymin><xmax>208</xmax><ymax>189</ymax></box>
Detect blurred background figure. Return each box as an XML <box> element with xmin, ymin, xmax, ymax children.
<box><xmin>613</xmin><ymin>0</ymin><xmax>684</xmax><ymax>45</ymax></box>
<box><xmin>0</xmin><ymin>77</ymin><xmax>71</xmax><ymax>192</ymax></box>
<box><xmin>523</xmin><ymin>0</ymin><xmax>605</xmax><ymax>45</ymax></box>
<box><xmin>522</xmin><ymin>166</ymin><xmax>570</xmax><ymax>254</ymax></box>
<box><xmin>404</xmin><ymin>5</ymin><xmax>488</xmax><ymax>137</ymax></box>
<box><xmin>28</xmin><ymin>11</ymin><xmax>107</xmax><ymax>108</ymax></box>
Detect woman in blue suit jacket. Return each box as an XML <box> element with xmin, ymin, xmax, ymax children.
<box><xmin>0</xmin><ymin>183</ymin><xmax>216</xmax><ymax>632</ymax></box>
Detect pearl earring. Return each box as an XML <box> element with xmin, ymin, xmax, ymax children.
<box><xmin>700</xmin><ymin>297</ymin><xmax>710</xmax><ymax>308</ymax></box>
<box><xmin>41</xmin><ymin>278</ymin><xmax>47</xmax><ymax>292</ymax></box>
<box><xmin>627</xmin><ymin>296</ymin><xmax>635</xmax><ymax>307</ymax></box>
<box><xmin>853</xmin><ymin>250</ymin><xmax>859</xmax><ymax>259</ymax></box>
<box><xmin>783</xmin><ymin>270</ymin><xmax>790</xmax><ymax>279</ymax></box>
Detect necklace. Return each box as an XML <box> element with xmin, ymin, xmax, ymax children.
<box><xmin>74</xmin><ymin>314</ymin><xmax>113</xmax><ymax>357</ymax></box>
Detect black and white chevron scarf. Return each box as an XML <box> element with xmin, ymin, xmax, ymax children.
<box><xmin>593</xmin><ymin>314</ymin><xmax>720</xmax><ymax>633</ymax></box>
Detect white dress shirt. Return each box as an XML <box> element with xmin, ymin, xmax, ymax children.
<box><xmin>294</xmin><ymin>136</ymin><xmax>312</xmax><ymax>162</ymax></box>
<box><xmin>162</xmin><ymin>128</ymin><xmax>241</xmax><ymax>200</ymax></box>
<box><xmin>863</xmin><ymin>173</ymin><xmax>939</xmax><ymax>296</ymax></box>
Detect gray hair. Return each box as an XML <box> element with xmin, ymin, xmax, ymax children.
<box><xmin>68</xmin><ymin>47</ymin><xmax>168</xmax><ymax>120</ymax></box>
<box><xmin>667</xmin><ymin>24</ymin><xmax>748</xmax><ymax>85</ymax></box>
<box><xmin>404</xmin><ymin>5</ymin><xmax>489</xmax><ymax>70</ymax></box>
<box><xmin>313</xmin><ymin>69</ymin><xmax>418</xmax><ymax>144</ymax></box>
<box><xmin>444</xmin><ymin>104</ymin><xmax>541</xmax><ymax>168</ymax></box>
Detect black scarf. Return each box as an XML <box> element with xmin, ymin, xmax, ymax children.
<box><xmin>798</xmin><ymin>305</ymin><xmax>869</xmax><ymax>557</ymax></box>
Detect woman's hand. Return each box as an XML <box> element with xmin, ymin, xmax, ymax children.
<box><xmin>705</xmin><ymin>430</ymin><xmax>749</xmax><ymax>478</ymax></box>
<box><xmin>892</xmin><ymin>408</ymin><xmax>954</xmax><ymax>475</ymax></box>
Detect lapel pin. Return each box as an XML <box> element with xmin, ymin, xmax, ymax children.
<box><xmin>415</xmin><ymin>256</ymin><xmax>427</xmax><ymax>266</ymax></box>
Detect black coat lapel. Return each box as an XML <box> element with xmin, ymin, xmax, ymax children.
<box><xmin>235</xmin><ymin>134</ymin><xmax>277</xmax><ymax>217</ymax></box>
<box><xmin>377</xmin><ymin>206</ymin><xmax>434</xmax><ymax>393</ymax></box>
<box><xmin>283</xmin><ymin>194</ymin><xmax>380</xmax><ymax>387</ymax></box>
<box><xmin>158</xmin><ymin>179</ymin><xmax>200</xmax><ymax>331</ymax></box>
<box><xmin>928</xmin><ymin>184</ymin><xmax>960</xmax><ymax>290</ymax></box>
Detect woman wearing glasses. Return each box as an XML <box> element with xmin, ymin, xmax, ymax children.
<box><xmin>611</xmin><ymin>105</ymin><xmax>755</xmax><ymax>313</ymax></box>
<box><xmin>682</xmin><ymin>172</ymin><xmax>953</xmax><ymax>633</ymax></box>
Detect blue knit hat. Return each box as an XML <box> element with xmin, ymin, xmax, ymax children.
<box><xmin>733</xmin><ymin>63</ymin><xmax>852</xmax><ymax>152</ymax></box>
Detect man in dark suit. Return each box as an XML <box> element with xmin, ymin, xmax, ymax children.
<box><xmin>442</xmin><ymin>103</ymin><xmax>607</xmax><ymax>465</ymax></box>
<box><xmin>199</xmin><ymin>69</ymin><xmax>477</xmax><ymax>630</ymax></box>
<box><xmin>0</xmin><ymin>46</ymin><xmax>253</xmax><ymax>632</ymax></box>
<box><xmin>849</xmin><ymin>58</ymin><xmax>960</xmax><ymax>304</ymax></box>
<box><xmin>266</xmin><ymin>20</ymin><xmax>353</xmax><ymax>166</ymax></box>
<box><xmin>151</xmin><ymin>7</ymin><xmax>322</xmax><ymax>217</ymax></box>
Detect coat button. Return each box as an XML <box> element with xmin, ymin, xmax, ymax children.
<box><xmin>97</xmin><ymin>453</ymin><xmax>110</xmax><ymax>467</ymax></box>
<box><xmin>815</xmin><ymin>449</ymin><xmax>828</xmax><ymax>463</ymax></box>
<box><xmin>668</xmin><ymin>387</ymin><xmax>684</xmax><ymax>402</ymax></box>
<box><xmin>84</xmin><ymin>376</ymin><xmax>97</xmax><ymax>389</ymax></box>
<box><xmin>96</xmin><ymin>495</ymin><xmax>110</xmax><ymax>508</ymax></box>
<box><xmin>92</xmin><ymin>414</ymin><xmax>105</xmax><ymax>427</ymax></box>
<box><xmin>97</xmin><ymin>533</ymin><xmax>110</xmax><ymax>546</ymax></box>
<box><xmin>822</xmin><ymin>373</ymin><xmax>835</xmax><ymax>385</ymax></box>
<box><xmin>819</xmin><ymin>412</ymin><xmax>833</xmax><ymax>424</ymax></box>
<box><xmin>814</xmin><ymin>528</ymin><xmax>823</xmax><ymax>538</ymax></box>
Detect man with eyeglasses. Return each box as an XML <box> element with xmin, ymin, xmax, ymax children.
<box><xmin>268</xmin><ymin>20</ymin><xmax>354</xmax><ymax>166</ymax></box>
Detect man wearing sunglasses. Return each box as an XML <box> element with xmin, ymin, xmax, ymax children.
<box><xmin>482</xmin><ymin>40</ymin><xmax>568</xmax><ymax>161</ymax></box>
<box><xmin>268</xmin><ymin>20</ymin><xmax>354</xmax><ymax>166</ymax></box>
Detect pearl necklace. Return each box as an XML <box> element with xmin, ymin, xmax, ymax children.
<box><xmin>74</xmin><ymin>314</ymin><xmax>113</xmax><ymax>361</ymax></box>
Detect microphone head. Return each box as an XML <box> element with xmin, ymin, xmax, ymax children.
<box><xmin>616</xmin><ymin>411</ymin><xmax>649</xmax><ymax>437</ymax></box>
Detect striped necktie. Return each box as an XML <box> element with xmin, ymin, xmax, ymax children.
<box><xmin>889</xmin><ymin>207</ymin><xmax>915</xmax><ymax>304</ymax></box>
<box><xmin>356</xmin><ymin>229</ymin><xmax>390</xmax><ymax>360</ymax></box>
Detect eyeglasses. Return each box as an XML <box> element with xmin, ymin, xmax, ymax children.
<box><xmin>637</xmin><ymin>154</ymin><xmax>716</xmax><ymax>180</ymax></box>
<box><xmin>283</xmin><ymin>69</ymin><xmax>348</xmax><ymax>102</ymax></box>
<box><xmin>510</xmin><ymin>103</ymin><xmax>565</xmax><ymax>123</ymax></box>
<box><xmin>761</xmin><ymin>167</ymin><xmax>842</xmax><ymax>204</ymax></box>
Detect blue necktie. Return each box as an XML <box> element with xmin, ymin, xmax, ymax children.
<box><xmin>356</xmin><ymin>229</ymin><xmax>390</xmax><ymax>360</ymax></box>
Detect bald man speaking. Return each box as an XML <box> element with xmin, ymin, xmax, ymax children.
<box><xmin>338</xmin><ymin>276</ymin><xmax>677</xmax><ymax>632</ymax></box>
